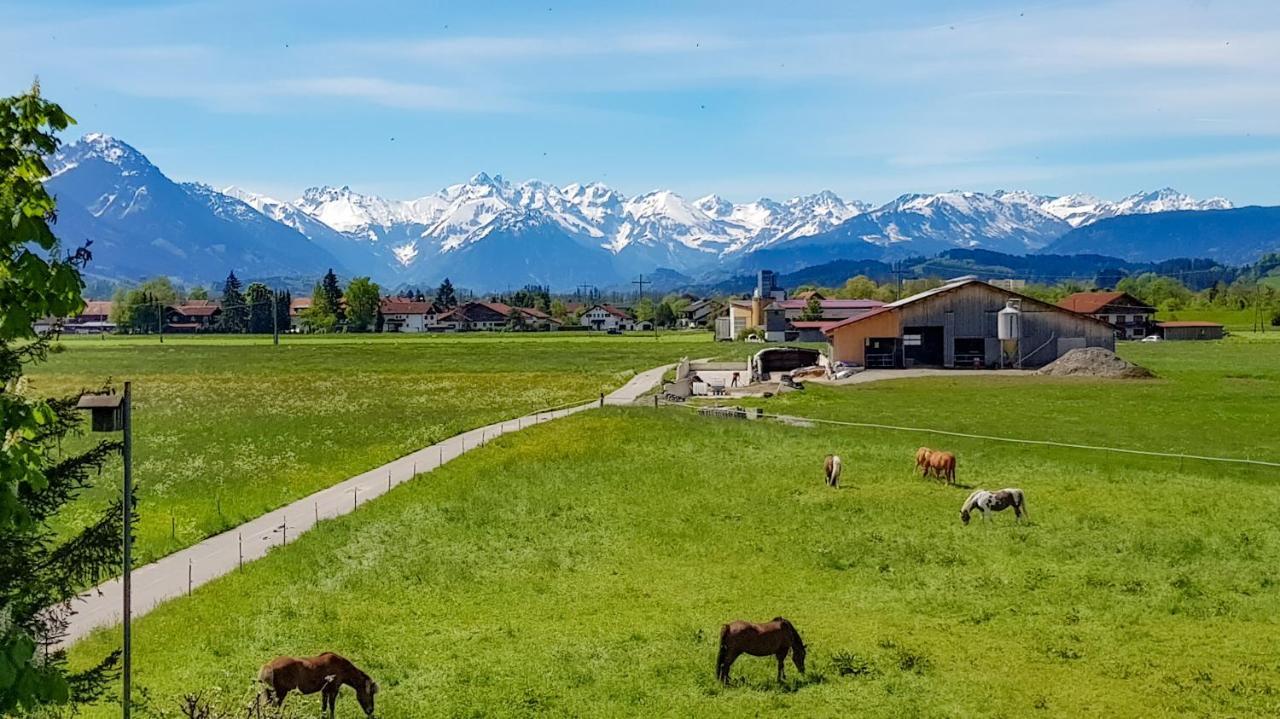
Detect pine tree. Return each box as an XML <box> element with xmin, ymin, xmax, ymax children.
<box><xmin>216</xmin><ymin>271</ymin><xmax>247</xmax><ymax>333</ymax></box>
<box><xmin>274</xmin><ymin>289</ymin><xmax>292</xmax><ymax>333</ymax></box>
<box><xmin>800</xmin><ymin>295</ymin><xmax>823</xmax><ymax>321</ymax></box>
<box><xmin>1</xmin><ymin>82</ymin><xmax>124</xmax><ymax>714</ymax></box>
<box><xmin>321</xmin><ymin>269</ymin><xmax>344</xmax><ymax>323</ymax></box>
<box><xmin>435</xmin><ymin>278</ymin><xmax>458</xmax><ymax>309</ymax></box>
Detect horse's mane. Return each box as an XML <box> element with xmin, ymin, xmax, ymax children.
<box><xmin>961</xmin><ymin>489</ymin><xmax>985</xmax><ymax>512</ymax></box>
<box><xmin>773</xmin><ymin>617</ymin><xmax>805</xmax><ymax>649</ymax></box>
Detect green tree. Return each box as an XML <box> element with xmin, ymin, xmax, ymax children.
<box><xmin>633</xmin><ymin>297</ymin><xmax>655</xmax><ymax>323</ymax></box>
<box><xmin>799</xmin><ymin>295</ymin><xmax>823</xmax><ymax>321</ymax></box>
<box><xmin>345</xmin><ymin>277</ymin><xmax>381</xmax><ymax>332</ymax></box>
<box><xmin>837</xmin><ymin>275</ymin><xmax>880</xmax><ymax>300</ymax></box>
<box><xmin>654</xmin><ymin>300</ymin><xmax>676</xmax><ymax>328</ymax></box>
<box><xmin>215</xmin><ymin>271</ymin><xmax>247</xmax><ymax>333</ymax></box>
<box><xmin>505</xmin><ymin>306</ymin><xmax>527</xmax><ymax>331</ymax></box>
<box><xmin>245</xmin><ymin>282</ymin><xmax>273</xmax><ymax>333</ymax></box>
<box><xmin>435</xmin><ymin>278</ymin><xmax>458</xmax><ymax>309</ymax></box>
<box><xmin>0</xmin><ymin>82</ymin><xmax>124</xmax><ymax>714</ymax></box>
<box><xmin>550</xmin><ymin>298</ymin><xmax>569</xmax><ymax>322</ymax></box>
<box><xmin>188</xmin><ymin>285</ymin><xmax>210</xmax><ymax>300</ymax></box>
<box><xmin>301</xmin><ymin>282</ymin><xmax>337</xmax><ymax>333</ymax></box>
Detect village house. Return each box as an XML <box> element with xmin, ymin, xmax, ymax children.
<box><xmin>289</xmin><ymin>297</ymin><xmax>311</xmax><ymax>331</ymax></box>
<box><xmin>580</xmin><ymin>304</ymin><xmax>636</xmax><ymax>331</ymax></box>
<box><xmin>64</xmin><ymin>300</ymin><xmax>116</xmax><ymax>334</ymax></box>
<box><xmin>435</xmin><ymin>301</ymin><xmax>560</xmax><ymax>331</ymax></box>
<box><xmin>166</xmin><ymin>300</ymin><xmax>221</xmax><ymax>333</ymax></box>
<box><xmin>823</xmin><ymin>277</ymin><xmax>1116</xmax><ymax>369</ymax></box>
<box><xmin>378</xmin><ymin>298</ymin><xmax>439</xmax><ymax>333</ymax></box>
<box><xmin>677</xmin><ymin>299</ymin><xmax>718</xmax><ymax>329</ymax></box>
<box><xmin>1058</xmin><ymin>291</ymin><xmax>1156</xmax><ymax>339</ymax></box>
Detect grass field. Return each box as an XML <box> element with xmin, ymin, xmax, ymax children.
<box><xmin>28</xmin><ymin>332</ymin><xmax>742</xmax><ymax>564</ymax></box>
<box><xmin>68</xmin><ymin>338</ymin><xmax>1280</xmax><ymax>717</ymax></box>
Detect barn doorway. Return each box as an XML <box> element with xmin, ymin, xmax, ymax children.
<box><xmin>903</xmin><ymin>326</ymin><xmax>944</xmax><ymax>367</ymax></box>
<box><xmin>864</xmin><ymin>337</ymin><xmax>899</xmax><ymax>368</ymax></box>
<box><xmin>753</xmin><ymin>347</ymin><xmax>822</xmax><ymax>376</ymax></box>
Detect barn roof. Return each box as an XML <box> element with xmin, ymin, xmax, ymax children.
<box><xmin>823</xmin><ymin>278</ymin><xmax>1115</xmax><ymax>335</ymax></box>
<box><xmin>79</xmin><ymin>300</ymin><xmax>113</xmax><ymax>317</ymax></box>
<box><xmin>380</xmin><ymin>298</ymin><xmax>435</xmax><ymax>315</ymax></box>
<box><xmin>1157</xmin><ymin>321</ymin><xmax>1224</xmax><ymax>328</ymax></box>
<box><xmin>172</xmin><ymin>304</ymin><xmax>220</xmax><ymax>317</ymax></box>
<box><xmin>1058</xmin><ymin>291</ymin><xmax>1154</xmax><ymax>314</ymax></box>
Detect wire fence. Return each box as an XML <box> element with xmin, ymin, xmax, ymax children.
<box><xmin>654</xmin><ymin>398</ymin><xmax>1280</xmax><ymax>469</ymax></box>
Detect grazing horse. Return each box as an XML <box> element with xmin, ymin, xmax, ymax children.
<box><xmin>257</xmin><ymin>653</ymin><xmax>378</xmax><ymax>718</ymax></box>
<box><xmin>824</xmin><ymin>454</ymin><xmax>843</xmax><ymax>487</ymax></box>
<box><xmin>716</xmin><ymin>617</ymin><xmax>807</xmax><ymax>685</ymax></box>
<box><xmin>915</xmin><ymin>447</ymin><xmax>934</xmax><ymax>475</ymax></box>
<box><xmin>926</xmin><ymin>451</ymin><xmax>956</xmax><ymax>485</ymax></box>
<box><xmin>960</xmin><ymin>488</ymin><xmax>1027</xmax><ymax>525</ymax></box>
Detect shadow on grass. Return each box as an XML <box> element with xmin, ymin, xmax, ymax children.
<box><xmin>723</xmin><ymin>669</ymin><xmax>829</xmax><ymax>694</ymax></box>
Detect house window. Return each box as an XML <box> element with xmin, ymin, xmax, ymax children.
<box><xmin>1133</xmin><ymin>327</ymin><xmax>1145</xmax><ymax>337</ymax></box>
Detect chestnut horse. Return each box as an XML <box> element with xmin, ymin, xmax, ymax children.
<box><xmin>257</xmin><ymin>652</ymin><xmax>378</xmax><ymax>718</ymax></box>
<box><xmin>927</xmin><ymin>451</ymin><xmax>956</xmax><ymax>484</ymax></box>
<box><xmin>824</xmin><ymin>454</ymin><xmax>842</xmax><ymax>488</ymax></box>
<box><xmin>716</xmin><ymin>617</ymin><xmax>807</xmax><ymax>684</ymax></box>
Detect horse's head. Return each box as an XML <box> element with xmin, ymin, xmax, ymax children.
<box><xmin>792</xmin><ymin>642</ymin><xmax>807</xmax><ymax>674</ymax></box>
<box><xmin>356</xmin><ymin>677</ymin><xmax>378</xmax><ymax>717</ymax></box>
<box><xmin>960</xmin><ymin>509</ymin><xmax>971</xmax><ymax>525</ymax></box>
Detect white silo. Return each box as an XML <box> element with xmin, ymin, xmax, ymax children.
<box><xmin>997</xmin><ymin>299</ymin><xmax>1021</xmax><ymax>367</ymax></box>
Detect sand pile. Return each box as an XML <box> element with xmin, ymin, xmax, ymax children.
<box><xmin>1037</xmin><ymin>347</ymin><xmax>1154</xmax><ymax>379</ymax></box>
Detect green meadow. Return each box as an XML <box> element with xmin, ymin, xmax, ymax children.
<box><xmin>28</xmin><ymin>332</ymin><xmax>741</xmax><ymax>564</ymax></box>
<box><xmin>68</xmin><ymin>337</ymin><xmax>1280</xmax><ymax>717</ymax></box>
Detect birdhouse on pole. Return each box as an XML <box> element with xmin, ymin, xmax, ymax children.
<box><xmin>76</xmin><ymin>392</ymin><xmax>125</xmax><ymax>432</ymax></box>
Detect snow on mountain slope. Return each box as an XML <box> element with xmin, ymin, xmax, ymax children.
<box><xmin>998</xmin><ymin>188</ymin><xmax>1233</xmax><ymax>228</ymax></box>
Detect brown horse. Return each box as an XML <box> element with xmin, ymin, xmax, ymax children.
<box><xmin>257</xmin><ymin>652</ymin><xmax>378</xmax><ymax>718</ymax></box>
<box><xmin>716</xmin><ymin>617</ymin><xmax>807</xmax><ymax>684</ymax></box>
<box><xmin>926</xmin><ymin>450</ymin><xmax>956</xmax><ymax>484</ymax></box>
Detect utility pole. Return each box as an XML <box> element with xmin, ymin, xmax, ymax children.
<box><xmin>271</xmin><ymin>290</ymin><xmax>280</xmax><ymax>346</ymax></box>
<box><xmin>156</xmin><ymin>300</ymin><xmax>163</xmax><ymax>344</ymax></box>
<box><xmin>633</xmin><ymin>274</ymin><xmax>657</xmax><ymax>339</ymax></box>
<box><xmin>121</xmin><ymin>382</ymin><xmax>133</xmax><ymax>719</ymax></box>
<box><xmin>891</xmin><ymin>262</ymin><xmax>910</xmax><ymax>301</ymax></box>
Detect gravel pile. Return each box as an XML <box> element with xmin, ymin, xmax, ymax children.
<box><xmin>1037</xmin><ymin>347</ymin><xmax>1154</xmax><ymax>379</ymax></box>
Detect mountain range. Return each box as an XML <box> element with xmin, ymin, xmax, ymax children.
<box><xmin>45</xmin><ymin>134</ymin><xmax>1274</xmax><ymax>289</ymax></box>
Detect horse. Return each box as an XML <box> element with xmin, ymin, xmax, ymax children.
<box><xmin>915</xmin><ymin>447</ymin><xmax>934</xmax><ymax>476</ymax></box>
<box><xmin>716</xmin><ymin>617</ymin><xmax>807</xmax><ymax>685</ymax></box>
<box><xmin>824</xmin><ymin>454</ymin><xmax>842</xmax><ymax>487</ymax></box>
<box><xmin>926</xmin><ymin>451</ymin><xmax>956</xmax><ymax>485</ymax></box>
<box><xmin>257</xmin><ymin>653</ymin><xmax>378</xmax><ymax>719</ymax></box>
<box><xmin>960</xmin><ymin>488</ymin><xmax>1027</xmax><ymax>525</ymax></box>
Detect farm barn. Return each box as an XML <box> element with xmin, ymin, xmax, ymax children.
<box><xmin>824</xmin><ymin>277</ymin><xmax>1115</xmax><ymax>369</ymax></box>
<box><xmin>1157</xmin><ymin>321</ymin><xmax>1225</xmax><ymax>340</ymax></box>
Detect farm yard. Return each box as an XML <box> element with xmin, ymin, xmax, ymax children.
<box><xmin>63</xmin><ymin>334</ymin><xmax>1280</xmax><ymax>717</ymax></box>
<box><xmin>27</xmin><ymin>332</ymin><xmax>747</xmax><ymax>564</ymax></box>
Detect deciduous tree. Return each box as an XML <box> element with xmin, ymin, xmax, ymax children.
<box><xmin>344</xmin><ymin>277</ymin><xmax>381</xmax><ymax>332</ymax></box>
<box><xmin>0</xmin><ymin>82</ymin><xmax>123</xmax><ymax>715</ymax></box>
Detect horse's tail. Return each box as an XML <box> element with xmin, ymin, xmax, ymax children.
<box><xmin>716</xmin><ymin>624</ymin><xmax>730</xmax><ymax>672</ymax></box>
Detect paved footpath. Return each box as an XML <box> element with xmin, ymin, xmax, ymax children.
<box><xmin>57</xmin><ymin>364</ymin><xmax>674</xmax><ymax>649</ymax></box>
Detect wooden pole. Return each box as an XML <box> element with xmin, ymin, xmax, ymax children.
<box><xmin>121</xmin><ymin>381</ymin><xmax>133</xmax><ymax>719</ymax></box>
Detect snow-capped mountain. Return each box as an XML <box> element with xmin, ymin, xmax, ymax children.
<box><xmin>45</xmin><ymin>135</ymin><xmax>343</xmax><ymax>283</ymax></box>
<box><xmin>997</xmin><ymin>188</ymin><xmax>1233</xmax><ymax>228</ymax></box>
<box><xmin>46</xmin><ymin>133</ymin><xmax>1260</xmax><ymax>289</ymax></box>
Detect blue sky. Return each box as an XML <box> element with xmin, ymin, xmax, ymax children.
<box><xmin>3</xmin><ymin>0</ymin><xmax>1279</xmax><ymax>205</ymax></box>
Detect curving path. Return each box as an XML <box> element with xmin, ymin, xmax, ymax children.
<box><xmin>56</xmin><ymin>364</ymin><xmax>674</xmax><ymax>649</ymax></box>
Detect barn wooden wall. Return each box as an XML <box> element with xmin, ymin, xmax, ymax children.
<box><xmin>897</xmin><ymin>283</ymin><xmax>1114</xmax><ymax>368</ymax></box>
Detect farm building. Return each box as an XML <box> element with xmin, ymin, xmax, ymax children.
<box><xmin>1058</xmin><ymin>291</ymin><xmax>1156</xmax><ymax>339</ymax></box>
<box><xmin>823</xmin><ymin>277</ymin><xmax>1116</xmax><ymax>369</ymax></box>
<box><xmin>437</xmin><ymin>301</ymin><xmax>561</xmax><ymax>331</ymax></box>
<box><xmin>166</xmin><ymin>301</ymin><xmax>221</xmax><ymax>332</ymax></box>
<box><xmin>1157</xmin><ymin>321</ymin><xmax>1224</xmax><ymax>341</ymax></box>
<box><xmin>64</xmin><ymin>300</ymin><xmax>117</xmax><ymax>334</ymax></box>
<box><xmin>379</xmin><ymin>298</ymin><xmax>440</xmax><ymax>333</ymax></box>
<box><xmin>289</xmin><ymin>298</ymin><xmax>311</xmax><ymax>330</ymax></box>
<box><xmin>677</xmin><ymin>299</ymin><xmax>718</xmax><ymax>328</ymax></box>
<box><xmin>580</xmin><ymin>304</ymin><xmax>636</xmax><ymax>331</ymax></box>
